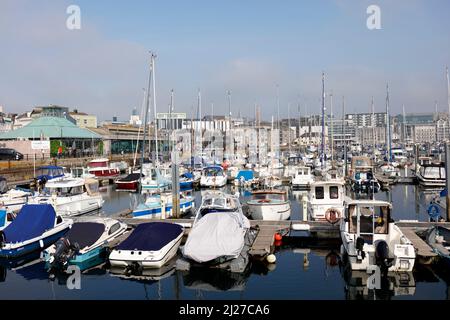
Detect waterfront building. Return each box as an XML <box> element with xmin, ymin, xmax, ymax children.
<box><xmin>69</xmin><ymin>109</ymin><xmax>98</xmax><ymax>128</ymax></box>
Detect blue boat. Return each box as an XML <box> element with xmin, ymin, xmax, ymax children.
<box><xmin>132</xmin><ymin>192</ymin><xmax>195</xmax><ymax>219</ymax></box>
<box><xmin>180</xmin><ymin>172</ymin><xmax>194</xmax><ymax>190</ymax></box>
<box><xmin>44</xmin><ymin>218</ymin><xmax>127</xmax><ymax>272</ymax></box>
<box><xmin>0</xmin><ymin>204</ymin><xmax>72</xmax><ymax>258</ymax></box>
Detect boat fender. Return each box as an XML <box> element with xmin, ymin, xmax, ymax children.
<box><xmin>0</xmin><ymin>231</ymin><xmax>5</xmax><ymax>247</ymax></box>
<box><xmin>427</xmin><ymin>203</ymin><xmax>441</xmax><ymax>221</ymax></box>
<box><xmin>39</xmin><ymin>239</ymin><xmax>44</xmax><ymax>248</ymax></box>
<box><xmin>375</xmin><ymin>240</ymin><xmax>393</xmax><ymax>271</ymax></box>
<box><xmin>266</xmin><ymin>254</ymin><xmax>276</xmax><ymax>264</ymax></box>
<box><xmin>325</xmin><ymin>208</ymin><xmax>341</xmax><ymax>225</ymax></box>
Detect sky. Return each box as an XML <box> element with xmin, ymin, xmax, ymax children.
<box><xmin>1</xmin><ymin>0</ymin><xmax>450</xmax><ymax>122</ymax></box>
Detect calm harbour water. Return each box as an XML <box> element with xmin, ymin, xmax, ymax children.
<box><xmin>1</xmin><ymin>184</ymin><xmax>449</xmax><ymax>300</ymax></box>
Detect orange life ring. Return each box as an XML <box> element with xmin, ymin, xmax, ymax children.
<box><xmin>325</xmin><ymin>208</ymin><xmax>341</xmax><ymax>225</ymax></box>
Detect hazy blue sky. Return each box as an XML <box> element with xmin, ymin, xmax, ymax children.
<box><xmin>1</xmin><ymin>0</ymin><xmax>449</xmax><ymax>121</ymax></box>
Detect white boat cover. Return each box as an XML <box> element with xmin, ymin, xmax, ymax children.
<box><xmin>183</xmin><ymin>212</ymin><xmax>249</xmax><ymax>263</ymax></box>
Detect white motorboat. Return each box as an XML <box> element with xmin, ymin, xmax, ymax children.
<box><xmin>379</xmin><ymin>163</ymin><xmax>400</xmax><ymax>177</ymax></box>
<box><xmin>183</xmin><ymin>191</ymin><xmax>250</xmax><ymax>264</ymax></box>
<box><xmin>292</xmin><ymin>166</ymin><xmax>314</xmax><ymax>189</ymax></box>
<box><xmin>417</xmin><ymin>162</ymin><xmax>446</xmax><ymax>188</ymax></box>
<box><xmin>44</xmin><ymin>217</ymin><xmax>127</xmax><ymax>272</ymax></box>
<box><xmin>0</xmin><ymin>188</ymin><xmax>33</xmax><ymax>213</ymax></box>
<box><xmin>246</xmin><ymin>190</ymin><xmax>291</xmax><ymax>221</ymax></box>
<box><xmin>32</xmin><ymin>178</ymin><xmax>104</xmax><ymax>217</ymax></box>
<box><xmin>200</xmin><ymin>166</ymin><xmax>227</xmax><ymax>188</ymax></box>
<box><xmin>340</xmin><ymin>200</ymin><xmax>415</xmax><ymax>272</ymax></box>
<box><xmin>109</xmin><ymin>222</ymin><xmax>184</xmax><ymax>269</ymax></box>
<box><xmin>308</xmin><ymin>179</ymin><xmax>346</xmax><ymax>223</ymax></box>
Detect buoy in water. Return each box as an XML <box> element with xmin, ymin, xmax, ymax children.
<box><xmin>266</xmin><ymin>254</ymin><xmax>277</xmax><ymax>264</ymax></box>
<box><xmin>274</xmin><ymin>233</ymin><xmax>282</xmax><ymax>241</ymax></box>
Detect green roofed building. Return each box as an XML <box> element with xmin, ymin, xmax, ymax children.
<box><xmin>0</xmin><ymin>116</ymin><xmax>100</xmax><ymax>140</ymax></box>
<box><xmin>0</xmin><ymin>113</ymin><xmax>104</xmax><ymax>157</ymax></box>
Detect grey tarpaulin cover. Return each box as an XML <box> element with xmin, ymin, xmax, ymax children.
<box><xmin>183</xmin><ymin>212</ymin><xmax>249</xmax><ymax>263</ymax></box>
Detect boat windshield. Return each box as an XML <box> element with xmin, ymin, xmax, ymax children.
<box><xmin>44</xmin><ymin>185</ymin><xmax>84</xmax><ymax>197</ymax></box>
<box><xmin>252</xmin><ymin>193</ymin><xmax>285</xmax><ymax>201</ymax></box>
<box><xmin>204</xmin><ymin>168</ymin><xmax>222</xmax><ymax>176</ymax></box>
<box><xmin>348</xmin><ymin>204</ymin><xmax>389</xmax><ymax>235</ymax></box>
<box><xmin>422</xmin><ymin>166</ymin><xmax>445</xmax><ymax>179</ymax></box>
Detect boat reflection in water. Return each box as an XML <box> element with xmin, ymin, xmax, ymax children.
<box><xmin>181</xmin><ymin>267</ymin><xmax>251</xmax><ymax>292</ymax></box>
<box><xmin>0</xmin><ymin>252</ymin><xmax>49</xmax><ymax>283</ymax></box>
<box><xmin>341</xmin><ymin>268</ymin><xmax>416</xmax><ymax>300</ymax></box>
<box><xmin>109</xmin><ymin>256</ymin><xmax>177</xmax><ymax>281</ymax></box>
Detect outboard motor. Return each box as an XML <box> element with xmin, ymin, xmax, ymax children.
<box><xmin>49</xmin><ymin>237</ymin><xmax>79</xmax><ymax>270</ymax></box>
<box><xmin>355</xmin><ymin>237</ymin><xmax>366</xmax><ymax>261</ymax></box>
<box><xmin>375</xmin><ymin>240</ymin><xmax>393</xmax><ymax>273</ymax></box>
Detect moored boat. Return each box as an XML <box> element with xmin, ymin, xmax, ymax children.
<box><xmin>340</xmin><ymin>200</ymin><xmax>415</xmax><ymax>272</ymax></box>
<box><xmin>109</xmin><ymin>222</ymin><xmax>184</xmax><ymax>269</ymax></box>
<box><xmin>246</xmin><ymin>190</ymin><xmax>291</xmax><ymax>221</ymax></box>
<box><xmin>0</xmin><ymin>204</ymin><xmax>72</xmax><ymax>258</ymax></box>
<box><xmin>44</xmin><ymin>218</ymin><xmax>127</xmax><ymax>272</ymax></box>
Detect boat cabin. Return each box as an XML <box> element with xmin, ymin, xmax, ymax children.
<box><xmin>310</xmin><ymin>181</ymin><xmax>345</xmax><ymax>204</ymax></box>
<box><xmin>36</xmin><ymin>166</ymin><xmax>66</xmax><ymax>181</ymax></box>
<box><xmin>250</xmin><ymin>190</ymin><xmax>287</xmax><ymax>202</ymax></box>
<box><xmin>345</xmin><ymin>201</ymin><xmax>392</xmax><ymax>236</ymax></box>
<box><xmin>296</xmin><ymin>166</ymin><xmax>311</xmax><ymax>177</ymax></box>
<box><xmin>419</xmin><ymin>163</ymin><xmax>446</xmax><ymax>180</ymax></box>
<box><xmin>88</xmin><ymin>158</ymin><xmax>110</xmax><ymax>168</ymax></box>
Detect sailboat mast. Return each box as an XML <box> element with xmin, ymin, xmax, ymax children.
<box><xmin>150</xmin><ymin>52</ymin><xmax>159</xmax><ymax>164</ymax></box>
<box><xmin>386</xmin><ymin>84</ymin><xmax>392</xmax><ymax>162</ymax></box>
<box><xmin>198</xmin><ymin>89</ymin><xmax>202</xmax><ymax>154</ymax></box>
<box><xmin>342</xmin><ymin>96</ymin><xmax>347</xmax><ymax>176</ymax></box>
<box><xmin>276</xmin><ymin>85</ymin><xmax>280</xmax><ymax>130</ymax></box>
<box><xmin>288</xmin><ymin>102</ymin><xmax>291</xmax><ymax>155</ymax></box>
<box><xmin>140</xmin><ymin>56</ymin><xmax>152</xmax><ymax>178</ymax></box>
<box><xmin>321</xmin><ymin>72</ymin><xmax>325</xmax><ymax>169</ymax></box>
<box><xmin>402</xmin><ymin>104</ymin><xmax>406</xmax><ymax>143</ymax></box>
<box><xmin>371</xmin><ymin>96</ymin><xmax>375</xmax><ymax>148</ymax></box>
<box><xmin>330</xmin><ymin>92</ymin><xmax>334</xmax><ymax>162</ymax></box>
<box><xmin>447</xmin><ymin>66</ymin><xmax>450</xmax><ymax>136</ymax></box>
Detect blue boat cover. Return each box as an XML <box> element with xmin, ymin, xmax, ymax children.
<box><xmin>236</xmin><ymin>170</ymin><xmax>253</xmax><ymax>181</ymax></box>
<box><xmin>3</xmin><ymin>204</ymin><xmax>56</xmax><ymax>243</ymax></box>
<box><xmin>116</xmin><ymin>222</ymin><xmax>182</xmax><ymax>251</ymax></box>
<box><xmin>0</xmin><ymin>210</ymin><xmax>6</xmax><ymax>228</ymax></box>
<box><xmin>182</xmin><ymin>172</ymin><xmax>194</xmax><ymax>179</ymax></box>
<box><xmin>65</xmin><ymin>222</ymin><xmax>105</xmax><ymax>249</ymax></box>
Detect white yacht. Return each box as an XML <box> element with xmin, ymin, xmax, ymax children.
<box><xmin>340</xmin><ymin>200</ymin><xmax>415</xmax><ymax>272</ymax></box>
<box><xmin>32</xmin><ymin>178</ymin><xmax>104</xmax><ymax>217</ymax></box>
<box><xmin>246</xmin><ymin>190</ymin><xmax>291</xmax><ymax>221</ymax></box>
<box><xmin>308</xmin><ymin>179</ymin><xmax>346</xmax><ymax>223</ymax></box>
<box><xmin>139</xmin><ymin>163</ymin><xmax>171</xmax><ymax>193</ymax></box>
<box><xmin>0</xmin><ymin>188</ymin><xmax>33</xmax><ymax>213</ymax></box>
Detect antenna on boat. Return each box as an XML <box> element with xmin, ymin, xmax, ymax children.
<box><xmin>330</xmin><ymin>91</ymin><xmax>334</xmax><ymax>163</ymax></box>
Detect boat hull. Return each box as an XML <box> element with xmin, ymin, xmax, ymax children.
<box><xmin>109</xmin><ymin>233</ymin><xmax>183</xmax><ymax>269</ymax></box>
<box><xmin>0</xmin><ymin>228</ymin><xmax>69</xmax><ymax>259</ymax></box>
<box><xmin>247</xmin><ymin>202</ymin><xmax>291</xmax><ymax>221</ymax></box>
